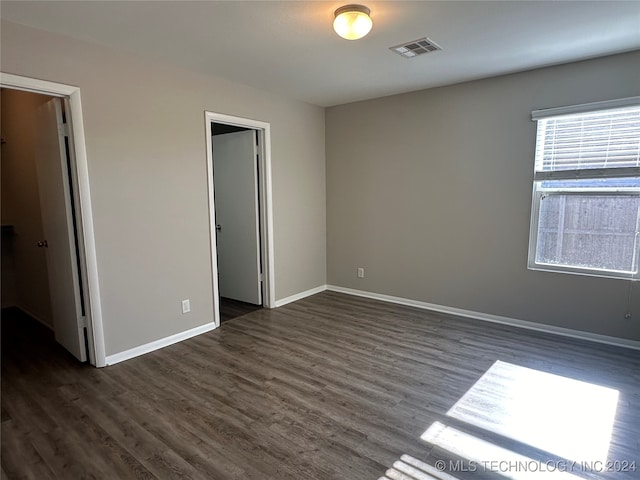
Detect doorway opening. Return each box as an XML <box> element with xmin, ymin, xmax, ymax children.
<box><xmin>205</xmin><ymin>112</ymin><xmax>275</xmax><ymax>326</ymax></box>
<box><xmin>0</xmin><ymin>73</ymin><xmax>104</xmax><ymax>367</ymax></box>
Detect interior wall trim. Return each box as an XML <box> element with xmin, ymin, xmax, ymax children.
<box><xmin>274</xmin><ymin>285</ymin><xmax>328</xmax><ymax>307</ymax></box>
<box><xmin>106</xmin><ymin>282</ymin><xmax>639</xmax><ymax>366</ymax></box>
<box><xmin>204</xmin><ymin>111</ymin><xmax>275</xmax><ymax>326</ymax></box>
<box><xmin>105</xmin><ymin>322</ymin><xmax>217</xmax><ymax>366</ymax></box>
<box><xmin>326</xmin><ymin>285</ymin><xmax>640</xmax><ymax>351</ymax></box>
<box><xmin>106</xmin><ymin>283</ymin><xmax>327</xmax><ymax>364</ymax></box>
<box><xmin>0</xmin><ymin>72</ymin><xmax>106</xmax><ymax>367</ymax></box>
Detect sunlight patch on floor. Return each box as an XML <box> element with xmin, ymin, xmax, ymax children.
<box><xmin>421</xmin><ymin>422</ymin><xmax>584</xmax><ymax>480</ymax></box>
<box><xmin>379</xmin><ymin>361</ymin><xmax>621</xmax><ymax>479</ymax></box>
<box><xmin>379</xmin><ymin>454</ymin><xmax>462</xmax><ymax>480</ymax></box>
<box><xmin>446</xmin><ymin>361</ymin><xmax>619</xmax><ymax>463</ymax></box>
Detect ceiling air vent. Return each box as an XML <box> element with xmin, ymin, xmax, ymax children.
<box><xmin>389</xmin><ymin>37</ymin><xmax>442</xmax><ymax>58</ymax></box>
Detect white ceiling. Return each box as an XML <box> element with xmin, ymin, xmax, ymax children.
<box><xmin>1</xmin><ymin>1</ymin><xmax>639</xmax><ymax>107</ymax></box>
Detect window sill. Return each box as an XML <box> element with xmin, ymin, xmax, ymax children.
<box><xmin>528</xmin><ymin>263</ymin><xmax>637</xmax><ymax>281</ymax></box>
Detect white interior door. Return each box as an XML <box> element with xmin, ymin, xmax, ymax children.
<box><xmin>213</xmin><ymin>130</ymin><xmax>262</xmax><ymax>305</ymax></box>
<box><xmin>34</xmin><ymin>98</ymin><xmax>87</xmax><ymax>361</ymax></box>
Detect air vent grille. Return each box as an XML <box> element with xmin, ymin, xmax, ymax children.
<box><xmin>390</xmin><ymin>37</ymin><xmax>442</xmax><ymax>58</ymax></box>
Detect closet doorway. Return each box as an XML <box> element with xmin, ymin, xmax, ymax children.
<box><xmin>1</xmin><ymin>89</ymin><xmax>92</xmax><ymax>362</ymax></box>
<box><xmin>205</xmin><ymin>113</ymin><xmax>274</xmax><ymax>325</ymax></box>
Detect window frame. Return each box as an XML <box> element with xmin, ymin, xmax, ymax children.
<box><xmin>527</xmin><ymin>97</ymin><xmax>640</xmax><ymax>280</ymax></box>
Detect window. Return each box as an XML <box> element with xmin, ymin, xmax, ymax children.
<box><xmin>528</xmin><ymin>97</ymin><xmax>640</xmax><ymax>279</ymax></box>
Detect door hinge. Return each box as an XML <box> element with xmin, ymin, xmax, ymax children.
<box><xmin>259</xmin><ymin>273</ymin><xmax>263</xmax><ymax>282</ymax></box>
<box><xmin>62</xmin><ymin>123</ymin><xmax>70</xmax><ymax>137</ymax></box>
<box><xmin>80</xmin><ymin>316</ymin><xmax>88</xmax><ymax>328</ymax></box>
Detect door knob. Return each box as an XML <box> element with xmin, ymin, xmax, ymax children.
<box><xmin>37</xmin><ymin>240</ymin><xmax>48</xmax><ymax>248</ymax></box>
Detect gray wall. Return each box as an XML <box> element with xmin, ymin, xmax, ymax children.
<box><xmin>1</xmin><ymin>89</ymin><xmax>54</xmax><ymax>323</ymax></box>
<box><xmin>1</xmin><ymin>21</ymin><xmax>326</xmax><ymax>356</ymax></box>
<box><xmin>326</xmin><ymin>51</ymin><xmax>640</xmax><ymax>342</ymax></box>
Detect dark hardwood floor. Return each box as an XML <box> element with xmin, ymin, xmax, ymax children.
<box><xmin>219</xmin><ymin>297</ymin><xmax>262</xmax><ymax>324</ymax></box>
<box><xmin>2</xmin><ymin>292</ymin><xmax>639</xmax><ymax>479</ymax></box>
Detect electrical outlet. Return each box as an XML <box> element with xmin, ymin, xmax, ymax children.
<box><xmin>181</xmin><ymin>299</ymin><xmax>191</xmax><ymax>314</ymax></box>
<box><xmin>357</xmin><ymin>267</ymin><xmax>365</xmax><ymax>278</ymax></box>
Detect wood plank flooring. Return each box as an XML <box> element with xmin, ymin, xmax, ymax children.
<box><xmin>2</xmin><ymin>292</ymin><xmax>639</xmax><ymax>479</ymax></box>
<box><xmin>219</xmin><ymin>297</ymin><xmax>262</xmax><ymax>324</ymax></box>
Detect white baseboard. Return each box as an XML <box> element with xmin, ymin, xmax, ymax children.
<box><xmin>274</xmin><ymin>285</ymin><xmax>328</xmax><ymax>307</ymax></box>
<box><xmin>105</xmin><ymin>322</ymin><xmax>217</xmax><ymax>366</ymax></box>
<box><xmin>326</xmin><ymin>285</ymin><xmax>640</xmax><ymax>351</ymax></box>
<box><xmin>104</xmin><ymin>283</ymin><xmax>639</xmax><ymax>366</ymax></box>
<box><xmin>105</xmin><ymin>284</ymin><xmax>327</xmax><ymax>366</ymax></box>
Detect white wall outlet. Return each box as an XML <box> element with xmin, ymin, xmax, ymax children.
<box><xmin>357</xmin><ymin>267</ymin><xmax>365</xmax><ymax>278</ymax></box>
<box><xmin>181</xmin><ymin>299</ymin><xmax>191</xmax><ymax>314</ymax></box>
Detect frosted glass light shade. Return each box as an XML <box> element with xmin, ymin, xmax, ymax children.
<box><xmin>333</xmin><ymin>5</ymin><xmax>372</xmax><ymax>40</ymax></box>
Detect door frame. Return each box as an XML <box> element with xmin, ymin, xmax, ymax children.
<box><xmin>1</xmin><ymin>72</ymin><xmax>106</xmax><ymax>367</ymax></box>
<box><xmin>204</xmin><ymin>112</ymin><xmax>275</xmax><ymax>326</ymax></box>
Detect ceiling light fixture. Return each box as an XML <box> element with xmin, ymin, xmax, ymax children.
<box><xmin>333</xmin><ymin>4</ymin><xmax>372</xmax><ymax>40</ymax></box>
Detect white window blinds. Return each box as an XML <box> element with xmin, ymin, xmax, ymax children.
<box><xmin>531</xmin><ymin>98</ymin><xmax>640</xmax><ymax>181</ymax></box>
<box><xmin>528</xmin><ymin>97</ymin><xmax>640</xmax><ymax>279</ymax></box>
